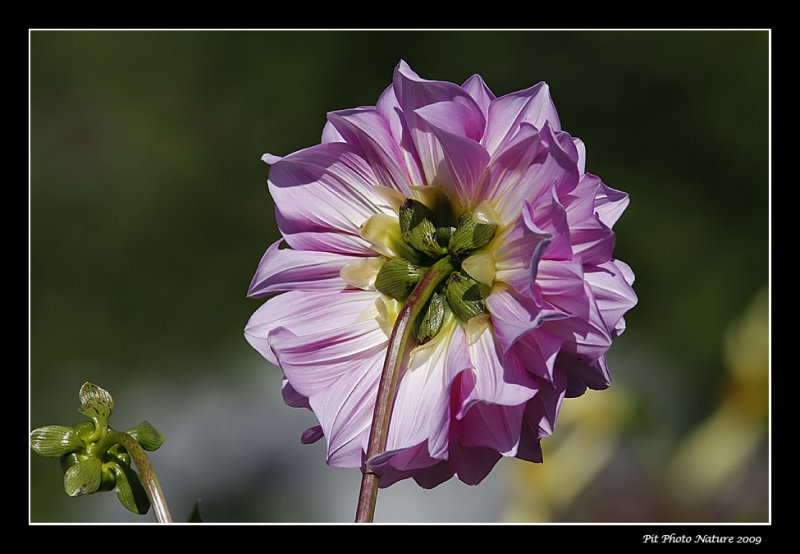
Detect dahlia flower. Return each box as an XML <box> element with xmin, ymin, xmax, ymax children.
<box><xmin>245</xmin><ymin>60</ymin><xmax>636</xmax><ymax>493</ymax></box>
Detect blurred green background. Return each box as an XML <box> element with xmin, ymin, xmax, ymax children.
<box><xmin>29</xmin><ymin>29</ymin><xmax>769</xmax><ymax>523</ymax></box>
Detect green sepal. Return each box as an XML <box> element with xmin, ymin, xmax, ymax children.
<box><xmin>399</xmin><ymin>199</ymin><xmax>447</xmax><ymax>259</ymax></box>
<box><xmin>30</xmin><ymin>425</ymin><xmax>85</xmax><ymax>457</ymax></box>
<box><xmin>113</xmin><ymin>463</ymin><xmax>151</xmax><ymax>515</ymax></box>
<box><xmin>375</xmin><ymin>257</ymin><xmax>427</xmax><ymax>300</ymax></box>
<box><xmin>414</xmin><ymin>290</ymin><xmax>449</xmax><ymax>344</ymax></box>
<box><xmin>125</xmin><ymin>421</ymin><xmax>166</xmax><ymax>451</ymax></box>
<box><xmin>64</xmin><ymin>456</ymin><xmax>103</xmax><ymax>497</ymax></box>
<box><xmin>444</xmin><ymin>271</ymin><xmax>488</xmax><ymax>322</ymax></box>
<box><xmin>448</xmin><ymin>212</ymin><xmax>496</xmax><ymax>258</ymax></box>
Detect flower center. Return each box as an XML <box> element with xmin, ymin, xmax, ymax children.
<box><xmin>368</xmin><ymin>195</ymin><xmax>497</xmax><ymax>344</ymax></box>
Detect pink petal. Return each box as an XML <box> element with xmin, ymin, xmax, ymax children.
<box><xmin>522</xmin><ymin>123</ymin><xmax>580</xmax><ymax>201</ymax></box>
<box><xmin>267</xmin><ymin>141</ymin><xmax>392</xmax><ymax>255</ymax></box>
<box><xmin>527</xmin><ymin>185</ymin><xmax>573</xmax><ymax>261</ymax></box>
<box><xmin>392</xmin><ymin>60</ymin><xmax>485</xmax><ymax>187</ymax></box>
<box><xmin>516</xmin><ymin>370</ymin><xmax>567</xmax><ymax>462</ymax></box>
<box><xmin>392</xmin><ymin>61</ymin><xmax>485</xmax><ymax>135</ymax></box>
<box><xmin>543</xmin><ymin>281</ymin><xmax>613</xmax><ymax>366</ymax></box>
<box><xmin>460</xmin><ymin>321</ymin><xmax>538</xmax><ymax>414</ymax></box>
<box><xmin>375</xmin><ymin>84</ymin><xmax>428</xmax><ymax>190</ymax></box>
<box><xmin>535</xmin><ymin>258</ymin><xmax>590</xmax><ymax>320</ymax></box>
<box><xmin>557</xmin><ymin>352</ymin><xmax>612</xmax><ymax>395</ymax></box>
<box><xmin>270</xmin><ymin>320</ymin><xmax>387</xmax><ymax>468</ymax></box>
<box><xmin>457</xmin><ymin>399</ymin><xmax>526</xmax><ymax>457</ymax></box>
<box><xmin>301</xmin><ymin>425</ymin><xmax>324</xmax><ymax>445</ymax></box>
<box><xmin>244</xmin><ymin>289</ymin><xmax>380</xmax><ymax>365</ymax></box>
<box><xmin>584</xmin><ymin>260</ymin><xmax>638</xmax><ymax>336</ymax></box>
<box><xmin>368</xmin><ymin>442</ymin><xmax>444</xmax><ymax>488</ymax></box>
<box><xmin>492</xmin><ymin>205</ymin><xmax>553</xmax><ymax>296</ymax></box>
<box><xmin>563</xmin><ymin>172</ymin><xmax>603</xmax><ymax>226</ymax></box>
<box><xmin>482</xmin><ymin>81</ymin><xmax>561</xmax><ymax>156</ymax></box>
<box><xmin>461</xmin><ymin>73</ymin><xmax>496</xmax><ymax>120</ymax></box>
<box><xmin>594</xmin><ymin>182</ymin><xmax>631</xmax><ymax>229</ymax></box>
<box><xmin>414</xmin><ymin>101</ymin><xmax>491</xmax><ymax>210</ymax></box>
<box><xmin>409</xmin><ymin>461</ymin><xmax>456</xmax><ymax>489</ymax></box>
<box><xmin>326</xmin><ymin>107</ymin><xmax>416</xmax><ymax>196</ymax></box>
<box><xmin>320</xmin><ymin>119</ymin><xmax>344</xmax><ymax>144</ymax></box>
<box><xmin>247</xmin><ymin>239</ymin><xmax>365</xmax><ymax>297</ymax></box>
<box><xmin>387</xmin><ymin>321</ymin><xmax>470</xmax><ymax>459</ymax></box>
<box><xmin>261</xmin><ymin>153</ymin><xmax>282</xmax><ymax>164</ymax></box>
<box><xmin>485</xmin><ymin>285</ymin><xmax>564</xmax><ymax>353</ymax></box>
<box><xmin>450</xmin><ymin>444</ymin><xmax>502</xmax><ymax>486</ymax></box>
<box><xmin>445</xmin><ymin>374</ymin><xmax>504</xmax><ymax>485</ymax></box>
<box><xmin>506</xmin><ymin>327</ymin><xmax>564</xmax><ymax>384</ymax></box>
<box><xmin>479</xmin><ymin>123</ymin><xmax>548</xmax><ymax>224</ymax></box>
<box><xmin>281</xmin><ymin>379</ymin><xmax>309</xmax><ymax>409</ymax></box>
<box><xmin>569</xmin><ymin>219</ymin><xmax>617</xmax><ymax>267</ymax></box>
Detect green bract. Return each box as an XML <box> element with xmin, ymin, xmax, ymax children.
<box><xmin>378</xmin><ymin>196</ymin><xmax>496</xmax><ymax>343</ymax></box>
<box><xmin>448</xmin><ymin>212</ymin><xmax>496</xmax><ymax>258</ymax></box>
<box><xmin>414</xmin><ymin>290</ymin><xmax>449</xmax><ymax>344</ymax></box>
<box><xmin>444</xmin><ymin>271</ymin><xmax>488</xmax><ymax>322</ymax></box>
<box><xmin>399</xmin><ymin>199</ymin><xmax>448</xmax><ymax>259</ymax></box>
<box><xmin>30</xmin><ymin>382</ymin><xmax>165</xmax><ymax>516</ymax></box>
<box><xmin>375</xmin><ymin>258</ymin><xmax>427</xmax><ymax>300</ymax></box>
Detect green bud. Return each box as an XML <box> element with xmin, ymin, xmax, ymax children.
<box><xmin>375</xmin><ymin>257</ymin><xmax>427</xmax><ymax>300</ymax></box>
<box><xmin>399</xmin><ymin>199</ymin><xmax>447</xmax><ymax>259</ymax></box>
<box><xmin>448</xmin><ymin>212</ymin><xmax>496</xmax><ymax>258</ymax></box>
<box><xmin>30</xmin><ymin>425</ymin><xmax>85</xmax><ymax>457</ymax></box>
<box><xmin>414</xmin><ymin>290</ymin><xmax>449</xmax><ymax>344</ymax></box>
<box><xmin>444</xmin><ymin>271</ymin><xmax>488</xmax><ymax>322</ymax></box>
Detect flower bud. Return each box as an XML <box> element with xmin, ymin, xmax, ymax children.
<box><xmin>375</xmin><ymin>257</ymin><xmax>427</xmax><ymax>300</ymax></box>
<box><xmin>399</xmin><ymin>199</ymin><xmax>447</xmax><ymax>259</ymax></box>
<box><xmin>414</xmin><ymin>290</ymin><xmax>449</xmax><ymax>344</ymax></box>
<box><xmin>444</xmin><ymin>271</ymin><xmax>487</xmax><ymax>322</ymax></box>
<box><xmin>448</xmin><ymin>212</ymin><xmax>496</xmax><ymax>257</ymax></box>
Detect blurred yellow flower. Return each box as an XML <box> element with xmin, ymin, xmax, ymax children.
<box><xmin>503</xmin><ymin>385</ymin><xmax>634</xmax><ymax>522</ymax></box>
<box><xmin>666</xmin><ymin>286</ymin><xmax>768</xmax><ymax>519</ymax></box>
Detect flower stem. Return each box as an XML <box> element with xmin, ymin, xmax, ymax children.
<box><xmin>355</xmin><ymin>255</ymin><xmax>457</xmax><ymax>523</ymax></box>
<box><xmin>117</xmin><ymin>432</ymin><xmax>172</xmax><ymax>523</ymax></box>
